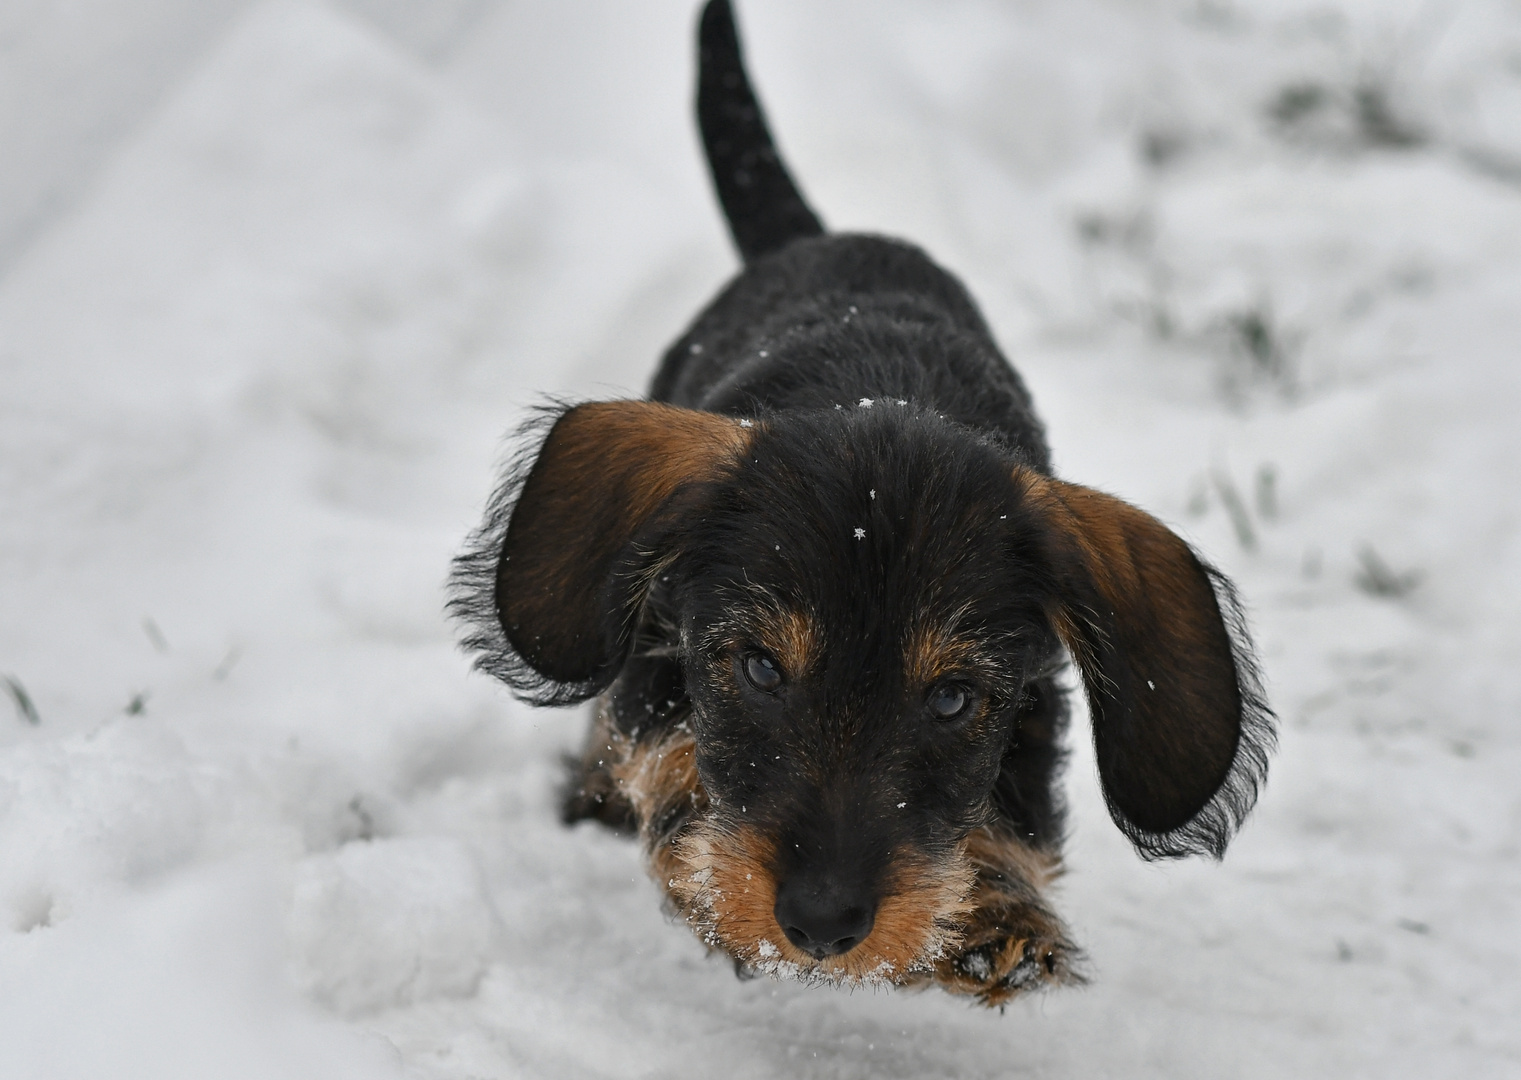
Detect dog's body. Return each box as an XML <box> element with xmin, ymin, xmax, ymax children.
<box><xmin>453</xmin><ymin>0</ymin><xmax>1272</xmax><ymax>1007</ymax></box>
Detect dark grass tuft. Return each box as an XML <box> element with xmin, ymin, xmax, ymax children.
<box><xmin>1211</xmin><ymin>469</ymin><xmax>1259</xmax><ymax>553</ymax></box>
<box><xmin>5</xmin><ymin>675</ymin><xmax>40</xmax><ymax>725</ymax></box>
<box><xmin>142</xmin><ymin>618</ymin><xmax>170</xmax><ymax>653</ymax></box>
<box><xmin>1267</xmin><ymin>77</ymin><xmax>1424</xmax><ymax>152</ymax></box>
<box><xmin>1355</xmin><ymin>545</ymin><xmax>1423</xmax><ymax>599</ymax></box>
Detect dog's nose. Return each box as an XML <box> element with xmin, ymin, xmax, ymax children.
<box><xmin>773</xmin><ymin>876</ymin><xmax>876</xmax><ymax>959</ymax></box>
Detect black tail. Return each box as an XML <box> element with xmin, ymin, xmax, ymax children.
<box><xmin>697</xmin><ymin>0</ymin><xmax>824</xmax><ymax>263</ymax></box>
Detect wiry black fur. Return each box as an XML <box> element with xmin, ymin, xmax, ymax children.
<box><xmin>450</xmin><ymin>0</ymin><xmax>1275</xmax><ymax>993</ymax></box>
<box><xmin>448</xmin><ymin>402</ymin><xmax>593</xmax><ymax>707</ymax></box>
<box><xmin>697</xmin><ymin>0</ymin><xmax>824</xmax><ymax>262</ymax></box>
<box><xmin>1128</xmin><ymin>564</ymin><xmax>1272</xmax><ymax>860</ymax></box>
<box><xmin>650</xmin><ymin>233</ymin><xmax>1051</xmax><ymax>469</ymax></box>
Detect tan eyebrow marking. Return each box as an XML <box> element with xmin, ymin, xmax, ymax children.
<box><xmin>750</xmin><ymin>606</ymin><xmax>820</xmax><ymax>679</ymax></box>
<box><xmin>905</xmin><ymin>608</ymin><xmax>985</xmax><ymax>689</ymax></box>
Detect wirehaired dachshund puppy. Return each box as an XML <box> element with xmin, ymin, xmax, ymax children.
<box><xmin>452</xmin><ymin>0</ymin><xmax>1273</xmax><ymax>1007</ymax></box>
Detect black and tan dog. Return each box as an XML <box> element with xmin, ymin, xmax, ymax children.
<box><xmin>452</xmin><ymin>0</ymin><xmax>1273</xmax><ymax>1007</ymax></box>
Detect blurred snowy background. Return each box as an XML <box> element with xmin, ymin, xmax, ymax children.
<box><xmin>2</xmin><ymin>0</ymin><xmax>1519</xmax><ymax>1076</ymax></box>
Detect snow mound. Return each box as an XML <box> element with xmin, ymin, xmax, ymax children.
<box><xmin>289</xmin><ymin>837</ymin><xmax>499</xmax><ymax>1015</ymax></box>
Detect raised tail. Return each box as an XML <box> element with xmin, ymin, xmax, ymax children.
<box><xmin>698</xmin><ymin>0</ymin><xmax>824</xmax><ymax>263</ymax></box>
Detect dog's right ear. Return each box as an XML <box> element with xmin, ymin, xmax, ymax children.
<box><xmin>451</xmin><ymin>402</ymin><xmax>754</xmax><ymax>705</ymax></box>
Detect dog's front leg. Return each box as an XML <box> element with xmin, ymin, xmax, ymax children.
<box><xmin>935</xmin><ymin>828</ymin><xmax>1084</xmax><ymax>1006</ymax></box>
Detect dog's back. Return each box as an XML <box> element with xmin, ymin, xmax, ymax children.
<box><xmin>653</xmin><ymin>0</ymin><xmax>1050</xmax><ymax>470</ymax></box>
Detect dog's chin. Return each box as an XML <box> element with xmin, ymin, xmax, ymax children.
<box><xmin>662</xmin><ymin>814</ymin><xmax>977</xmax><ymax>986</ymax></box>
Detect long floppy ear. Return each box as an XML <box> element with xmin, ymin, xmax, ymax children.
<box><xmin>451</xmin><ymin>401</ymin><xmax>753</xmax><ymax>706</ymax></box>
<box><xmin>1020</xmin><ymin>471</ymin><xmax>1274</xmax><ymax>859</ymax></box>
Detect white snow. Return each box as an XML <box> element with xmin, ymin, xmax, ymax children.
<box><xmin>2</xmin><ymin>0</ymin><xmax>1520</xmax><ymax>1077</ymax></box>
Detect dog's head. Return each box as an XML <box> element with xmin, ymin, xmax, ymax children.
<box><xmin>453</xmin><ymin>400</ymin><xmax>1270</xmax><ymax>980</ymax></box>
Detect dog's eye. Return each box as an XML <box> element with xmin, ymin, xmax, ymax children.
<box><xmin>926</xmin><ymin>682</ymin><xmax>971</xmax><ymax>721</ymax></box>
<box><xmin>743</xmin><ymin>652</ymin><xmax>783</xmax><ymax>693</ymax></box>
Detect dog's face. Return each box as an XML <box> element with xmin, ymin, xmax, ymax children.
<box><xmin>458</xmin><ymin>400</ymin><xmax>1266</xmax><ymax>980</ymax></box>
<box><xmin>658</xmin><ymin>406</ymin><xmax>1061</xmax><ymax>972</ymax></box>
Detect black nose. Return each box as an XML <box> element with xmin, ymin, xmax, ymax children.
<box><xmin>773</xmin><ymin>877</ymin><xmax>876</xmax><ymax>959</ymax></box>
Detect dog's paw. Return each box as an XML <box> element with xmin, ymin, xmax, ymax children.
<box><xmin>935</xmin><ymin>911</ymin><xmax>1083</xmax><ymax>1007</ymax></box>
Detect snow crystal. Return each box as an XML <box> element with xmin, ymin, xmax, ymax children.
<box><xmin>853</xmin><ymin>528</ymin><xmax>866</xmax><ymax>540</ymax></box>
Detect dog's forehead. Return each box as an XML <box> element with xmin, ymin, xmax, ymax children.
<box><xmin>683</xmin><ymin>409</ymin><xmax>1039</xmax><ymax>669</ymax></box>
<box><xmin>745</xmin><ymin>410</ymin><xmax>1014</xmax><ymax>548</ymax></box>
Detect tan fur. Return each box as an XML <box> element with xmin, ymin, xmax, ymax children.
<box><xmin>963</xmin><ymin>827</ymin><xmax>1064</xmax><ymax>896</ymax></box>
<box><xmin>593</xmin><ymin>715</ymin><xmax>1077</xmax><ymax>1000</ymax></box>
<box><xmin>609</xmin><ymin>717</ymin><xmax>710</xmax><ymax>852</ymax></box>
<box><xmin>1018</xmin><ymin>465</ymin><xmax>1224</xmax><ymax>676</ymax></box>
<box><xmin>904</xmin><ymin>610</ymin><xmax>983</xmax><ymax>689</ymax></box>
<box><xmin>752</xmin><ymin>607</ymin><xmax>820</xmax><ymax>681</ymax></box>
<box><xmin>556</xmin><ymin>402</ymin><xmax>755</xmax><ymax>525</ymax></box>
<box><xmin>1018</xmin><ymin>469</ymin><xmax>1138</xmax><ymax>599</ymax></box>
<box><xmin>672</xmin><ymin>824</ymin><xmax>976</xmax><ymax>984</ymax></box>
<box><xmin>498</xmin><ymin>404</ymin><xmax>757</xmax><ymax>680</ymax></box>
<box><xmin>933</xmin><ymin>826</ymin><xmax>1082</xmax><ymax>1006</ymax></box>
<box><xmin>603</xmin><ymin>723</ymin><xmax>973</xmax><ymax>986</ymax></box>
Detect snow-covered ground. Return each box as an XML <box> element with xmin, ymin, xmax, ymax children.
<box><xmin>2</xmin><ymin>1</ymin><xmax>1519</xmax><ymax>1076</ymax></box>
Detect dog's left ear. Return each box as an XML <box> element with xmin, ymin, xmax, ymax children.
<box><xmin>1019</xmin><ymin>472</ymin><xmax>1273</xmax><ymax>859</ymax></box>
